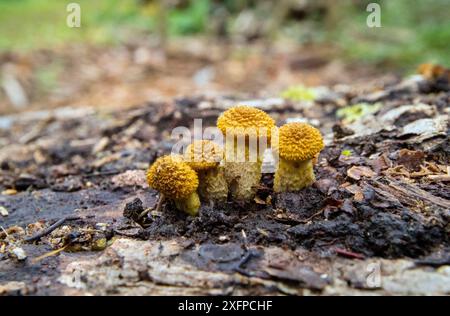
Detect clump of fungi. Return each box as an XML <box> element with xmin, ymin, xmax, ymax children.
<box><xmin>147</xmin><ymin>155</ymin><xmax>200</xmax><ymax>216</ymax></box>
<box><xmin>217</xmin><ymin>106</ymin><xmax>275</xmax><ymax>202</ymax></box>
<box><xmin>146</xmin><ymin>107</ymin><xmax>324</xmax><ymax>216</ymax></box>
<box><xmin>273</xmin><ymin>122</ymin><xmax>324</xmax><ymax>192</ymax></box>
<box><xmin>184</xmin><ymin>140</ymin><xmax>228</xmax><ymax>203</ymax></box>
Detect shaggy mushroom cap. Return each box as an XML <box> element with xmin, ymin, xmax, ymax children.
<box><xmin>217</xmin><ymin>106</ymin><xmax>275</xmax><ymax>139</ymax></box>
<box><xmin>147</xmin><ymin>155</ymin><xmax>199</xmax><ymax>199</ymax></box>
<box><xmin>274</xmin><ymin>122</ymin><xmax>324</xmax><ymax>161</ymax></box>
<box><xmin>184</xmin><ymin>140</ymin><xmax>223</xmax><ymax>171</ymax></box>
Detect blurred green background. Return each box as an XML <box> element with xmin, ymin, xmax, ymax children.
<box><xmin>0</xmin><ymin>0</ymin><xmax>449</xmax><ymax>70</ymax></box>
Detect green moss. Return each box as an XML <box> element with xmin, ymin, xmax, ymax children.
<box><xmin>341</xmin><ymin>149</ymin><xmax>352</xmax><ymax>157</ymax></box>
<box><xmin>281</xmin><ymin>85</ymin><xmax>317</xmax><ymax>102</ymax></box>
<box><xmin>336</xmin><ymin>102</ymin><xmax>382</xmax><ymax>123</ymax></box>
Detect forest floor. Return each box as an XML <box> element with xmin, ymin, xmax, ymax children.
<box><xmin>0</xmin><ymin>42</ymin><xmax>449</xmax><ymax>295</ymax></box>
<box><xmin>0</xmin><ymin>39</ymin><xmax>388</xmax><ymax>115</ymax></box>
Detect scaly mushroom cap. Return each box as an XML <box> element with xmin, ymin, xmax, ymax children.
<box><xmin>147</xmin><ymin>155</ymin><xmax>198</xmax><ymax>199</ymax></box>
<box><xmin>274</xmin><ymin>122</ymin><xmax>324</xmax><ymax>161</ymax></box>
<box><xmin>217</xmin><ymin>106</ymin><xmax>275</xmax><ymax>139</ymax></box>
<box><xmin>184</xmin><ymin>140</ymin><xmax>223</xmax><ymax>171</ymax></box>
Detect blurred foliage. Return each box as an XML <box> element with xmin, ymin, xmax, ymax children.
<box><xmin>0</xmin><ymin>0</ymin><xmax>212</xmax><ymax>50</ymax></box>
<box><xmin>0</xmin><ymin>0</ymin><xmax>148</xmax><ymax>49</ymax></box>
<box><xmin>330</xmin><ymin>0</ymin><xmax>450</xmax><ymax>70</ymax></box>
<box><xmin>168</xmin><ymin>0</ymin><xmax>209</xmax><ymax>35</ymax></box>
<box><xmin>0</xmin><ymin>0</ymin><xmax>448</xmax><ymax>70</ymax></box>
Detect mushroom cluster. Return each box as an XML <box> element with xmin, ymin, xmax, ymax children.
<box><xmin>146</xmin><ymin>106</ymin><xmax>324</xmax><ymax>216</ymax></box>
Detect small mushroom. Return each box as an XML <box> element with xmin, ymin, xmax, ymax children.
<box><xmin>217</xmin><ymin>106</ymin><xmax>275</xmax><ymax>202</ymax></box>
<box><xmin>184</xmin><ymin>140</ymin><xmax>228</xmax><ymax>203</ymax></box>
<box><xmin>147</xmin><ymin>155</ymin><xmax>200</xmax><ymax>216</ymax></box>
<box><xmin>273</xmin><ymin>122</ymin><xmax>324</xmax><ymax>192</ymax></box>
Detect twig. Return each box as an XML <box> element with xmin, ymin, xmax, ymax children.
<box><xmin>24</xmin><ymin>215</ymin><xmax>81</xmax><ymax>242</ymax></box>
<box><xmin>272</xmin><ymin>209</ymin><xmax>324</xmax><ymax>226</ymax></box>
<box><xmin>299</xmin><ymin>209</ymin><xmax>324</xmax><ymax>223</ymax></box>
<box><xmin>236</xmin><ymin>250</ymin><xmax>254</xmax><ymax>268</ymax></box>
<box><xmin>32</xmin><ymin>244</ymin><xmax>69</xmax><ymax>263</ymax></box>
<box><xmin>414</xmin><ymin>256</ymin><xmax>450</xmax><ymax>267</ymax></box>
<box><xmin>138</xmin><ymin>194</ymin><xmax>165</xmax><ymax>219</ymax></box>
<box><xmin>113</xmin><ymin>229</ymin><xmax>141</xmax><ymax>237</ymax></box>
<box><xmin>83</xmin><ymin>170</ymin><xmax>122</xmax><ymax>178</ymax></box>
<box><xmin>0</xmin><ymin>226</ymin><xmax>9</xmax><ymax>238</ymax></box>
<box><xmin>334</xmin><ymin>247</ymin><xmax>365</xmax><ymax>260</ymax></box>
<box><xmin>233</xmin><ymin>229</ymin><xmax>260</xmax><ymax>276</ymax></box>
<box><xmin>240</xmin><ymin>229</ymin><xmax>249</xmax><ymax>251</ymax></box>
<box><xmin>233</xmin><ymin>248</ymin><xmax>260</xmax><ymax>277</ymax></box>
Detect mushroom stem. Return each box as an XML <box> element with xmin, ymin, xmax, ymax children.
<box><xmin>224</xmin><ymin>146</ymin><xmax>262</xmax><ymax>202</ymax></box>
<box><xmin>274</xmin><ymin>158</ymin><xmax>315</xmax><ymax>192</ymax></box>
<box><xmin>198</xmin><ymin>166</ymin><xmax>228</xmax><ymax>203</ymax></box>
<box><xmin>174</xmin><ymin>192</ymin><xmax>201</xmax><ymax>216</ymax></box>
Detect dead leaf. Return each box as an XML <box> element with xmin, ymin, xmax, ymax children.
<box><xmin>254</xmin><ymin>196</ymin><xmax>266</xmax><ymax>205</ymax></box>
<box><xmin>347</xmin><ymin>166</ymin><xmax>376</xmax><ymax>180</ymax></box>
<box><xmin>369</xmin><ymin>153</ymin><xmax>392</xmax><ymax>173</ymax></box>
<box><xmin>397</xmin><ymin>149</ymin><xmax>425</xmax><ymax>171</ymax></box>
<box><xmin>354</xmin><ymin>191</ymin><xmax>364</xmax><ymax>202</ymax></box>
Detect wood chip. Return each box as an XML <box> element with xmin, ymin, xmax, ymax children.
<box><xmin>254</xmin><ymin>196</ymin><xmax>266</xmax><ymax>205</ymax></box>
<box><xmin>92</xmin><ymin>152</ymin><xmax>120</xmax><ymax>168</ymax></box>
<box><xmin>0</xmin><ymin>206</ymin><xmax>8</xmax><ymax>217</ymax></box>
<box><xmin>92</xmin><ymin>137</ymin><xmax>110</xmax><ymax>154</ymax></box>
<box><xmin>11</xmin><ymin>247</ymin><xmax>27</xmax><ymax>261</ymax></box>
<box><xmin>1</xmin><ymin>189</ymin><xmax>17</xmax><ymax>196</ymax></box>
<box><xmin>428</xmin><ymin>174</ymin><xmax>450</xmax><ymax>182</ymax></box>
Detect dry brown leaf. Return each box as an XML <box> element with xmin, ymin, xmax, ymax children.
<box><xmin>347</xmin><ymin>166</ymin><xmax>376</xmax><ymax>180</ymax></box>
<box><xmin>397</xmin><ymin>149</ymin><xmax>425</xmax><ymax>171</ymax></box>
<box><xmin>254</xmin><ymin>196</ymin><xmax>266</xmax><ymax>205</ymax></box>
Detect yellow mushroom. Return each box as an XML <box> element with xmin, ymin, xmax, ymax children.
<box><xmin>217</xmin><ymin>106</ymin><xmax>275</xmax><ymax>202</ymax></box>
<box><xmin>147</xmin><ymin>155</ymin><xmax>200</xmax><ymax>216</ymax></box>
<box><xmin>184</xmin><ymin>140</ymin><xmax>228</xmax><ymax>203</ymax></box>
<box><xmin>273</xmin><ymin>123</ymin><xmax>324</xmax><ymax>192</ymax></box>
